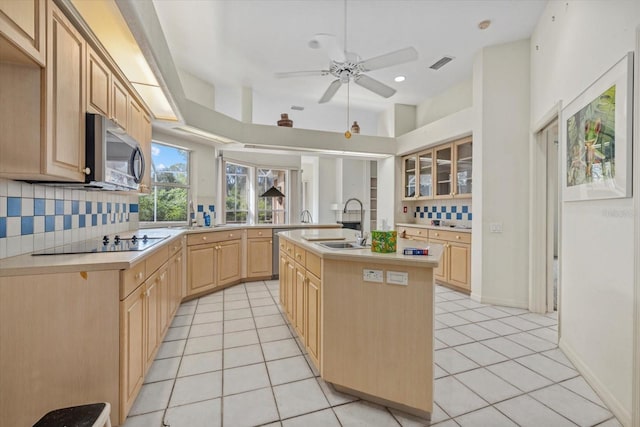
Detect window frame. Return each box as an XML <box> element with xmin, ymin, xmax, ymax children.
<box><xmin>139</xmin><ymin>141</ymin><xmax>191</xmax><ymax>226</ymax></box>
<box><xmin>222</xmin><ymin>159</ymin><xmax>290</xmax><ymax>225</ymax></box>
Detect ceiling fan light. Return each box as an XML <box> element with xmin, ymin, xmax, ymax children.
<box><xmin>394</xmin><ymin>75</ymin><xmax>406</xmax><ymax>82</ymax></box>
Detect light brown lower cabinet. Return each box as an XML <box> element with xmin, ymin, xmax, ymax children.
<box><xmin>279</xmin><ymin>244</ymin><xmax>322</xmax><ymax>371</ymax></box>
<box><xmin>186</xmin><ymin>231</ymin><xmax>242</xmax><ymax>296</ymax></box>
<box><xmin>399</xmin><ymin>226</ymin><xmax>471</xmax><ymax>293</ymax></box>
<box><xmin>247</xmin><ymin>229</ymin><xmax>272</xmax><ymax>278</ymax></box>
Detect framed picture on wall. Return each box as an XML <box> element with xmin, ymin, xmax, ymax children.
<box><xmin>561</xmin><ymin>52</ymin><xmax>634</xmax><ymax>201</ymax></box>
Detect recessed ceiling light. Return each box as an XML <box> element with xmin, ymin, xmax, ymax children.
<box><xmin>394</xmin><ymin>75</ymin><xmax>406</xmax><ymax>82</ymax></box>
<box><xmin>478</xmin><ymin>20</ymin><xmax>491</xmax><ymax>30</ymax></box>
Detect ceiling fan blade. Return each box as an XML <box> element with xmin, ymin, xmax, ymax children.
<box><xmin>359</xmin><ymin>47</ymin><xmax>418</xmax><ymax>72</ymax></box>
<box><xmin>275</xmin><ymin>70</ymin><xmax>329</xmax><ymax>79</ymax></box>
<box><xmin>354</xmin><ymin>74</ymin><xmax>396</xmax><ymax>98</ymax></box>
<box><xmin>319</xmin><ymin>79</ymin><xmax>342</xmax><ymax>103</ymax></box>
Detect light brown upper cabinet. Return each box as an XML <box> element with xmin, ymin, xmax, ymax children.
<box><xmin>112</xmin><ymin>77</ymin><xmax>128</xmax><ymax>131</ymax></box>
<box><xmin>454</xmin><ymin>138</ymin><xmax>473</xmax><ymax>197</ymax></box>
<box><xmin>0</xmin><ymin>0</ymin><xmax>46</xmax><ymax>65</ymax></box>
<box><xmin>403</xmin><ymin>136</ymin><xmax>472</xmax><ymax>201</ymax></box>
<box><xmin>402</xmin><ymin>149</ymin><xmax>435</xmax><ymax>200</ymax></box>
<box><xmin>87</xmin><ymin>46</ymin><xmax>110</xmax><ymax>116</ymax></box>
<box><xmin>402</xmin><ymin>155</ymin><xmax>417</xmax><ymax>199</ymax></box>
<box><xmin>139</xmin><ymin>113</ymin><xmax>152</xmax><ymax>194</ymax></box>
<box><xmin>1</xmin><ymin>1</ymin><xmax>88</xmax><ymax>182</ymax></box>
<box><xmin>44</xmin><ymin>2</ymin><xmax>87</xmax><ymax>182</ymax></box>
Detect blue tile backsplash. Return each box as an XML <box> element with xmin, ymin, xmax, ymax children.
<box><xmin>413</xmin><ymin>202</ymin><xmax>473</xmax><ymax>224</ymax></box>
<box><xmin>0</xmin><ymin>179</ymin><xmax>139</xmax><ymax>259</ymax></box>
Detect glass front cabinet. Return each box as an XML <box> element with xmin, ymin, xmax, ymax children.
<box><xmin>401</xmin><ymin>136</ymin><xmax>472</xmax><ymax>201</ymax></box>
<box><xmin>402</xmin><ymin>149</ymin><xmax>434</xmax><ymax>200</ymax></box>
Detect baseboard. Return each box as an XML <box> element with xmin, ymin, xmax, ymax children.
<box><xmin>559</xmin><ymin>337</ymin><xmax>631</xmax><ymax>427</ymax></box>
<box><xmin>473</xmin><ymin>293</ymin><xmax>528</xmax><ymax>309</ymax></box>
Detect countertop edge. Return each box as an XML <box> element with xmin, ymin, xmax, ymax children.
<box><xmin>396</xmin><ymin>222</ymin><xmax>472</xmax><ymax>233</ymax></box>
<box><xmin>280</xmin><ymin>229</ymin><xmax>442</xmax><ymax>268</ymax></box>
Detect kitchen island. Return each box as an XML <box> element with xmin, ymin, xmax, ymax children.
<box><xmin>278</xmin><ymin>228</ymin><xmax>442</xmax><ymax>419</ymax></box>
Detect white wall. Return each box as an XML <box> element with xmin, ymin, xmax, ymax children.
<box><xmin>472</xmin><ymin>39</ymin><xmax>531</xmax><ymax>308</ymax></box>
<box><xmin>393</xmin><ymin>104</ymin><xmax>417</xmax><ymax>137</ymax></box>
<box><xmin>177</xmin><ymin>68</ymin><xmax>215</xmax><ymax>109</ymax></box>
<box><xmin>317</xmin><ymin>157</ymin><xmax>338</xmax><ymax>224</ymax></box>
<box><xmin>530</xmin><ymin>1</ymin><xmax>640</xmax><ymax>423</ymax></box>
<box><xmin>416</xmin><ymin>78</ymin><xmax>472</xmax><ymax>128</ymax></box>
<box><xmin>377</xmin><ymin>156</ymin><xmax>396</xmax><ymax>230</ymax></box>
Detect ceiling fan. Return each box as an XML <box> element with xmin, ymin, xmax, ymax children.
<box><xmin>275</xmin><ymin>33</ymin><xmax>418</xmax><ymax>104</ymax></box>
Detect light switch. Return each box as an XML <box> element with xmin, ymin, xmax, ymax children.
<box><xmin>490</xmin><ymin>222</ymin><xmax>503</xmax><ymax>233</ymax></box>
<box><xmin>363</xmin><ymin>269</ymin><xmax>383</xmax><ymax>283</ymax></box>
<box><xmin>386</xmin><ymin>271</ymin><xmax>408</xmax><ymax>286</ymax></box>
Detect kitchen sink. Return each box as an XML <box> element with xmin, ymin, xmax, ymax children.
<box><xmin>318</xmin><ymin>241</ymin><xmax>366</xmax><ymax>250</ymax></box>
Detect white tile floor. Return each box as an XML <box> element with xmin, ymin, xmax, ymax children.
<box><xmin>123</xmin><ymin>280</ymin><xmax>622</xmax><ymax>427</ymax></box>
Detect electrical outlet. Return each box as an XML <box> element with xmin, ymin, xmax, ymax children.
<box><xmin>363</xmin><ymin>269</ymin><xmax>383</xmax><ymax>283</ymax></box>
<box><xmin>386</xmin><ymin>271</ymin><xmax>408</xmax><ymax>286</ymax></box>
<box><xmin>490</xmin><ymin>222</ymin><xmax>503</xmax><ymax>233</ymax></box>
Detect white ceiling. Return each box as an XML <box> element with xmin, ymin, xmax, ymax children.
<box><xmin>152</xmin><ymin>0</ymin><xmax>546</xmax><ymax>134</ymax></box>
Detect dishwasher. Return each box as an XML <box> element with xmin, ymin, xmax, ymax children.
<box><xmin>272</xmin><ymin>228</ymin><xmax>297</xmax><ymax>278</ymax></box>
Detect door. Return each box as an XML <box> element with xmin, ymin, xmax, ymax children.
<box><xmin>87</xmin><ymin>47</ymin><xmax>110</xmax><ymax>116</ymax></box>
<box><xmin>402</xmin><ymin>155</ymin><xmax>417</xmax><ymax>199</ymax></box>
<box><xmin>46</xmin><ymin>3</ymin><xmax>86</xmax><ymax>181</ymax></box>
<box><xmin>145</xmin><ymin>277</ymin><xmax>159</xmax><ymax>369</ymax></box>
<box><xmin>448</xmin><ymin>242</ymin><xmax>470</xmax><ymax>290</ymax></box>
<box><xmin>112</xmin><ymin>78</ymin><xmax>128</xmax><ymax>130</ymax></box>
<box><xmin>121</xmin><ymin>287</ymin><xmax>145</xmax><ymax>414</ymax></box>
<box><xmin>247</xmin><ymin>238</ymin><xmax>273</xmax><ymax>278</ymax></box>
<box><xmin>417</xmin><ymin>150</ymin><xmax>433</xmax><ymax>198</ymax></box>
<box><xmin>279</xmin><ymin>254</ymin><xmax>287</xmax><ymax>306</ymax></box>
<box><xmin>216</xmin><ymin>239</ymin><xmax>242</xmax><ymax>286</ymax></box>
<box><xmin>0</xmin><ymin>0</ymin><xmax>45</xmax><ymax>65</ymax></box>
<box><xmin>157</xmin><ymin>266</ymin><xmax>169</xmax><ymax>338</ymax></box>
<box><xmin>454</xmin><ymin>138</ymin><xmax>473</xmax><ymax>197</ymax></box>
<box><xmin>285</xmin><ymin>260</ymin><xmax>295</xmax><ymax>319</ymax></box>
<box><xmin>434</xmin><ymin>145</ymin><xmax>453</xmax><ymax>198</ymax></box>
<box><xmin>306</xmin><ymin>272</ymin><xmax>321</xmax><ymax>368</ymax></box>
<box><xmin>294</xmin><ymin>265</ymin><xmax>306</xmax><ymax>340</ymax></box>
<box><xmin>431</xmin><ymin>238</ymin><xmax>447</xmax><ymax>282</ymax></box>
<box><xmin>187</xmin><ymin>244</ymin><xmax>215</xmax><ymax>294</ymax></box>
<box><xmin>545</xmin><ymin>121</ymin><xmax>559</xmax><ymax>311</ymax></box>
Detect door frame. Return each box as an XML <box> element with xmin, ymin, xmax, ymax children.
<box><xmin>631</xmin><ymin>25</ymin><xmax>640</xmax><ymax>427</ymax></box>
<box><xmin>529</xmin><ymin>102</ymin><xmax>562</xmax><ymax>315</ymax></box>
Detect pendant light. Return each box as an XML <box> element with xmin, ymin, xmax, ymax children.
<box><xmin>343</xmin><ymin>0</ymin><xmax>352</xmax><ymax>139</ymax></box>
<box><xmin>260</xmin><ymin>186</ymin><xmax>285</xmax><ymax>198</ymax></box>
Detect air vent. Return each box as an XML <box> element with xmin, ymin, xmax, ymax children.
<box><xmin>291</xmin><ymin>105</ymin><xmax>304</xmax><ymax>111</ymax></box>
<box><xmin>429</xmin><ymin>56</ymin><xmax>454</xmax><ymax>70</ymax></box>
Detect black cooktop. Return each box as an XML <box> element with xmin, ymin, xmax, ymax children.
<box><xmin>32</xmin><ymin>234</ymin><xmax>169</xmax><ymax>255</ymax></box>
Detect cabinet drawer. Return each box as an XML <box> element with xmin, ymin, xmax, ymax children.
<box><xmin>167</xmin><ymin>237</ymin><xmax>183</xmax><ymax>257</ymax></box>
<box><xmin>248</xmin><ymin>228</ymin><xmax>270</xmax><ymax>239</ymax></box>
<box><xmin>146</xmin><ymin>245</ymin><xmax>169</xmax><ymax>276</ymax></box>
<box><xmin>120</xmin><ymin>260</ymin><xmax>146</xmax><ymax>300</ymax></box>
<box><xmin>400</xmin><ymin>226</ymin><xmax>428</xmax><ymax>241</ymax></box>
<box><xmin>187</xmin><ymin>232</ymin><xmax>216</xmax><ymax>246</ymax></box>
<box><xmin>429</xmin><ymin>229</ymin><xmax>471</xmax><ymax>244</ymax></box>
<box><xmin>284</xmin><ymin>239</ymin><xmax>294</xmax><ymax>257</ymax></box>
<box><xmin>215</xmin><ymin>230</ymin><xmax>242</xmax><ymax>242</ymax></box>
<box><xmin>306</xmin><ymin>251</ymin><xmax>321</xmax><ymax>279</ymax></box>
<box><xmin>293</xmin><ymin>245</ymin><xmax>306</xmax><ymax>266</ymax></box>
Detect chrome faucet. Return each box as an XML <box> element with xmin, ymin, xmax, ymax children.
<box><xmin>188</xmin><ymin>200</ymin><xmax>197</xmax><ymax>226</ymax></box>
<box><xmin>300</xmin><ymin>209</ymin><xmax>313</xmax><ymax>223</ymax></box>
<box><xmin>343</xmin><ymin>197</ymin><xmax>364</xmax><ymax>232</ymax></box>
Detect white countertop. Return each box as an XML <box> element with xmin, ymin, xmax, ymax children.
<box><xmin>0</xmin><ymin>223</ymin><xmax>342</xmax><ymax>277</ymax></box>
<box><xmin>279</xmin><ymin>229</ymin><xmax>442</xmax><ymax>268</ymax></box>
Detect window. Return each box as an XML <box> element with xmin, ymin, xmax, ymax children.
<box><xmin>225</xmin><ymin>162</ymin><xmax>249</xmax><ymax>224</ymax></box>
<box><xmin>257</xmin><ymin>168</ymin><xmax>287</xmax><ymax>224</ymax></box>
<box><xmin>139</xmin><ymin>142</ymin><xmax>189</xmax><ymax>222</ymax></box>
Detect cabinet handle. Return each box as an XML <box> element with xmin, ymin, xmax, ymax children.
<box><xmin>258</xmin><ymin>232</ymin><xmax>262</xmax><ymax>236</ymax></box>
<box><xmin>177</xmin><ymin>257</ymin><xmax>181</xmax><ymax>262</ymax></box>
<box><xmin>229</xmin><ymin>233</ymin><xmax>233</xmax><ymax>238</ymax></box>
<box><xmin>434</xmin><ymin>232</ymin><xmax>439</xmax><ymax>237</ymax></box>
<box><xmin>418</xmin><ymin>230</ymin><xmax>422</xmax><ymax>234</ymax></box>
<box><xmin>456</xmin><ymin>235</ymin><xmax>460</xmax><ymax>240</ymax></box>
<box><xmin>135</xmin><ymin>272</ymin><xmax>142</xmax><ymax>280</ymax></box>
<box><xmin>83</xmin><ymin>167</ymin><xmax>91</xmax><ymax>175</ymax></box>
<box><xmin>287</xmin><ymin>248</ymin><xmax>291</xmax><ymax>253</ymax></box>
<box><xmin>202</xmin><ymin>236</ymin><xmax>207</xmax><ymax>241</ymax></box>
<box><xmin>269</xmin><ymin>240</ymin><xmax>272</xmax><ymax>244</ymax></box>
<box><xmin>296</xmin><ymin>254</ymin><xmax>301</xmax><ymax>259</ymax></box>
<box><xmin>160</xmin><ymin>273</ymin><xmax>165</xmax><ymax>279</ymax></box>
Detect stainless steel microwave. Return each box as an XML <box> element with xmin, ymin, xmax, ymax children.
<box><xmin>85</xmin><ymin>113</ymin><xmax>145</xmax><ymax>191</ymax></box>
